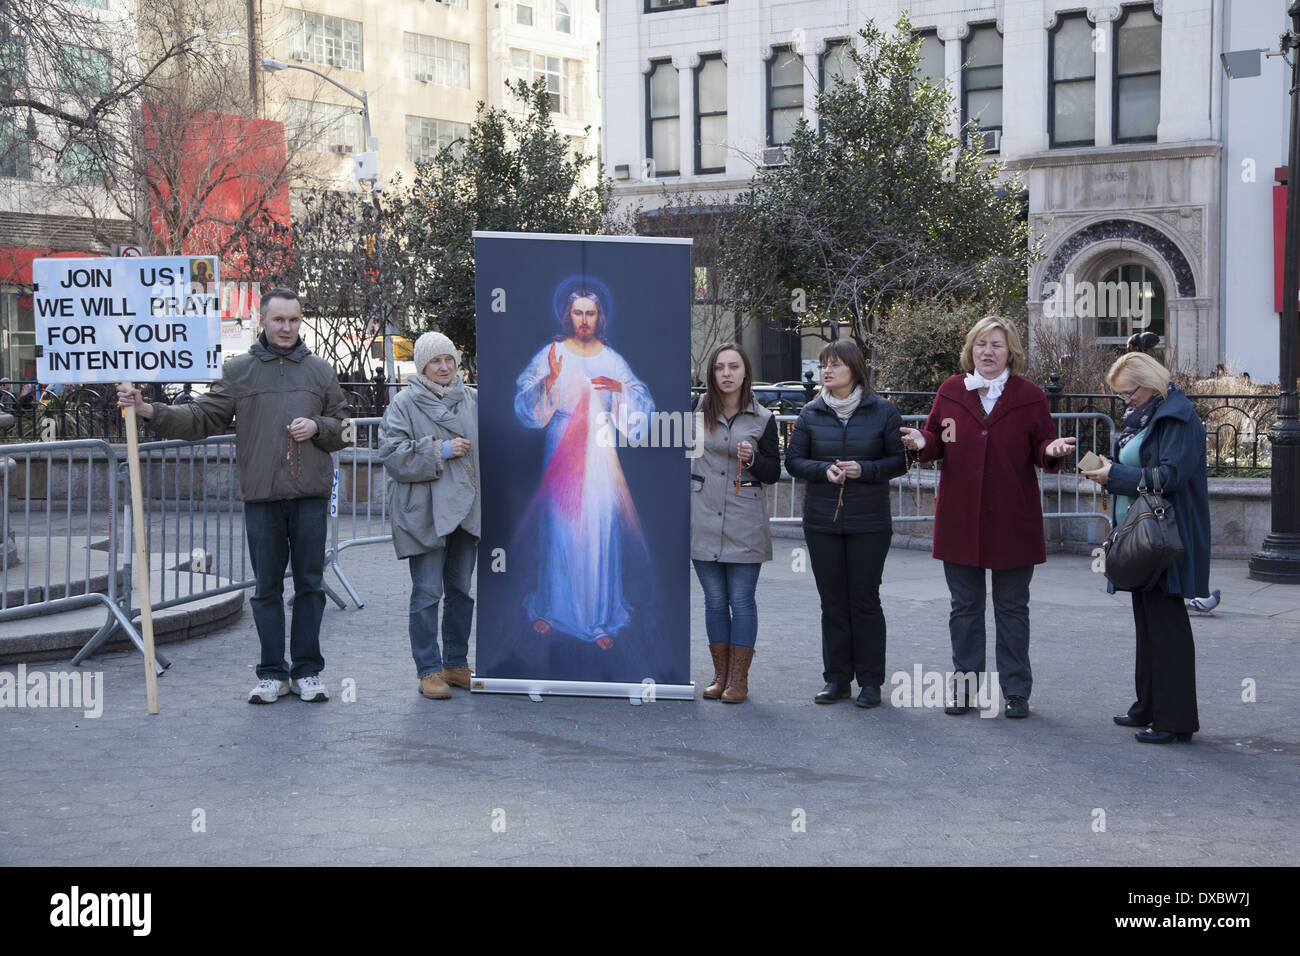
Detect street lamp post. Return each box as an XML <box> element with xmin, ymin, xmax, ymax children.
<box><xmin>259</xmin><ymin>58</ymin><xmax>395</xmax><ymax>387</ymax></box>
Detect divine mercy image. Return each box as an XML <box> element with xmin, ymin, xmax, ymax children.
<box><xmin>513</xmin><ymin>282</ymin><xmax>656</xmax><ymax>649</ymax></box>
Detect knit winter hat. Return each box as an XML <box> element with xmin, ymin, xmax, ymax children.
<box><xmin>413</xmin><ymin>331</ymin><xmax>459</xmax><ymax>374</ymax></box>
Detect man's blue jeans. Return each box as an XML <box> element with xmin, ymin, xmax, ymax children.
<box><xmin>244</xmin><ymin>498</ymin><xmax>328</xmax><ymax>680</ymax></box>
<box><xmin>408</xmin><ymin>527</ymin><xmax>478</xmax><ymax>677</ymax></box>
<box><xmin>692</xmin><ymin>560</ymin><xmax>762</xmax><ymax>648</ymax></box>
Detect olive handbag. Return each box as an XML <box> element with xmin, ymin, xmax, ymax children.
<box><xmin>1103</xmin><ymin>465</ymin><xmax>1184</xmax><ymax>591</ymax></box>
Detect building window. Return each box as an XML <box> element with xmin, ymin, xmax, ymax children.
<box><xmin>432</xmin><ymin>0</ymin><xmax>468</xmax><ymax>7</ymax></box>
<box><xmin>915</xmin><ymin>30</ymin><xmax>944</xmax><ymax>87</ymax></box>
<box><xmin>405</xmin><ymin>115</ymin><xmax>470</xmax><ymax>163</ymax></box>
<box><xmin>0</xmin><ymin>28</ymin><xmax>23</xmax><ymax>94</ymax></box>
<box><xmin>517</xmin><ymin>1</ymin><xmax>534</xmax><ymax>26</ymax></box>
<box><xmin>1050</xmin><ymin>13</ymin><xmax>1095</xmax><ymax>147</ymax></box>
<box><xmin>287</xmin><ymin>98</ymin><xmax>365</xmax><ymax>153</ymax></box>
<box><xmin>645</xmin><ymin>1</ymin><xmax>727</xmax><ymax>10</ymax></box>
<box><xmin>286</xmin><ymin>9</ymin><xmax>363</xmax><ymax>71</ymax></box>
<box><xmin>695</xmin><ymin>55</ymin><xmax>726</xmax><ymax>174</ymax></box>
<box><xmin>1095</xmin><ymin>263</ymin><xmax>1165</xmax><ymax>343</ymax></box>
<box><xmin>646</xmin><ymin>59</ymin><xmax>679</xmax><ymax>176</ymax></box>
<box><xmin>60</xmin><ymin>139</ymin><xmax>111</xmax><ymax>184</ymax></box>
<box><xmin>58</xmin><ymin>45</ymin><xmax>110</xmax><ymax>95</ymax></box>
<box><xmin>767</xmin><ymin>46</ymin><xmax>802</xmax><ymax>146</ymax></box>
<box><xmin>1</xmin><ymin>289</ymin><xmax>37</xmax><ymax>383</ymax></box>
<box><xmin>1</xmin><ymin>118</ymin><xmax>32</xmax><ymax>179</ymax></box>
<box><xmin>961</xmin><ymin>24</ymin><xmax>1002</xmax><ymax>145</ymax></box>
<box><xmin>820</xmin><ymin>40</ymin><xmax>853</xmax><ymax>94</ymax></box>
<box><xmin>555</xmin><ymin>1</ymin><xmax>572</xmax><ymax>33</ymax></box>
<box><xmin>1114</xmin><ymin>5</ymin><xmax>1161</xmax><ymax>142</ymax></box>
<box><xmin>403</xmin><ymin>33</ymin><xmax>470</xmax><ymax>89</ymax></box>
<box><xmin>73</xmin><ymin>0</ymin><xmax>109</xmax><ymax>7</ymax></box>
<box><xmin>511</xmin><ymin>50</ymin><xmax>570</xmax><ymax>114</ymax></box>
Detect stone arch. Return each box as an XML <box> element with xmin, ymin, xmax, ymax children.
<box><xmin>1038</xmin><ymin>218</ymin><xmax>1197</xmax><ymax>299</ymax></box>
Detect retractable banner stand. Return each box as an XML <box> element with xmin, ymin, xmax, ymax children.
<box><xmin>472</xmin><ymin>232</ymin><xmax>694</xmax><ymax>700</ymax></box>
<box><xmin>34</xmin><ymin>255</ymin><xmax>222</xmax><ymax>714</ymax></box>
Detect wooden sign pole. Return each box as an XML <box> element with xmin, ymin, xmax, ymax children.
<box><xmin>122</xmin><ymin>383</ymin><xmax>159</xmax><ymax>715</ymax></box>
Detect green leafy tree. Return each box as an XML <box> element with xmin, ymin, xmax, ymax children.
<box><xmin>723</xmin><ymin>15</ymin><xmax>1033</xmax><ymax>356</ymax></box>
<box><xmin>391</xmin><ymin>79</ymin><xmax>611</xmax><ymax>357</ymax></box>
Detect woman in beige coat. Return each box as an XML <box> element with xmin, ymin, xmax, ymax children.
<box><xmin>378</xmin><ymin>332</ymin><xmax>480</xmax><ymax>700</ymax></box>
<box><xmin>690</xmin><ymin>343</ymin><xmax>780</xmax><ymax>703</ymax></box>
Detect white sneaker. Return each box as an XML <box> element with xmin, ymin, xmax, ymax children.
<box><xmin>248</xmin><ymin>678</ymin><xmax>290</xmax><ymax>704</ymax></box>
<box><xmin>290</xmin><ymin>675</ymin><xmax>329</xmax><ymax>702</ymax></box>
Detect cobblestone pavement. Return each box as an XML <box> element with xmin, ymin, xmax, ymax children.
<box><xmin>2</xmin><ymin>539</ymin><xmax>1297</xmax><ymax>866</ymax></box>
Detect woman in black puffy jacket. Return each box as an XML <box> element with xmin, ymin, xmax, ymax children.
<box><xmin>785</xmin><ymin>341</ymin><xmax>906</xmax><ymax>707</ymax></box>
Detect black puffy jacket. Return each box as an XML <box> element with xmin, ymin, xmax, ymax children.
<box><xmin>785</xmin><ymin>393</ymin><xmax>907</xmax><ymax>534</ymax></box>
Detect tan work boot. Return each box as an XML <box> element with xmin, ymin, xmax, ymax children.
<box><xmin>721</xmin><ymin>647</ymin><xmax>755</xmax><ymax>704</ymax></box>
<box><xmin>419</xmin><ymin>673</ymin><xmax>452</xmax><ymax>699</ymax></box>
<box><xmin>703</xmin><ymin>644</ymin><xmax>730</xmax><ymax>700</ymax></box>
<box><xmin>441</xmin><ymin>666</ymin><xmax>472</xmax><ymax>689</ymax></box>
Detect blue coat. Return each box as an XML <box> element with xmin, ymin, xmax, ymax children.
<box><xmin>1106</xmin><ymin>388</ymin><xmax>1211</xmax><ymax>598</ymax></box>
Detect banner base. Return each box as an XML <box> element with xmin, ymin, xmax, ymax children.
<box><xmin>470</xmin><ymin>676</ymin><xmax>695</xmax><ymax>701</ymax></box>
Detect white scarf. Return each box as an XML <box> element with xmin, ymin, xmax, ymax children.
<box><xmin>822</xmin><ymin>386</ymin><xmax>863</xmax><ymax>421</ymax></box>
<box><xmin>964</xmin><ymin>368</ymin><xmax>1009</xmax><ymax>414</ymax></box>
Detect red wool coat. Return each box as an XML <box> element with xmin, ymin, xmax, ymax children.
<box><xmin>913</xmin><ymin>374</ymin><xmax>1064</xmax><ymax>569</ymax></box>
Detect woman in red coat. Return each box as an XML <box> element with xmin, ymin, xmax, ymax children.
<box><xmin>900</xmin><ymin>317</ymin><xmax>1075</xmax><ymax>718</ymax></box>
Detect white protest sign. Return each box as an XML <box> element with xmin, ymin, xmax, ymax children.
<box><xmin>33</xmin><ymin>255</ymin><xmax>222</xmax><ymax>384</ymax></box>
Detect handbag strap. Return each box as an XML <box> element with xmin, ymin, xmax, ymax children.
<box><xmin>1135</xmin><ymin>423</ymin><xmax>1163</xmax><ymax>496</ymax></box>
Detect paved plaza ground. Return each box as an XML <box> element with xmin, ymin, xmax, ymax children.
<box><xmin>2</xmin><ymin>539</ymin><xmax>1297</xmax><ymax>867</ymax></box>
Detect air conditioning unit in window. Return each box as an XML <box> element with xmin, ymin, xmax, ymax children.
<box><xmin>965</xmin><ymin>129</ymin><xmax>1001</xmax><ymax>152</ymax></box>
<box><xmin>330</xmin><ymin>144</ymin><xmax>354</xmax><ymax>155</ymax></box>
<box><xmin>761</xmin><ymin>146</ymin><xmax>792</xmax><ymax>167</ymax></box>
<box><xmin>417</xmin><ymin>73</ymin><xmax>435</xmax><ymax>83</ymax></box>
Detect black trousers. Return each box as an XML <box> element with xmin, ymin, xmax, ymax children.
<box><xmin>805</xmin><ymin>529</ymin><xmax>891</xmax><ymax>688</ymax></box>
<box><xmin>943</xmin><ymin>562</ymin><xmax>1034</xmax><ymax>699</ymax></box>
<box><xmin>1128</xmin><ymin>589</ymin><xmax>1200</xmax><ymax>734</ymax></box>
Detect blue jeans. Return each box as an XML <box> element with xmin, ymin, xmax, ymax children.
<box><xmin>244</xmin><ymin>498</ymin><xmax>328</xmax><ymax>680</ymax></box>
<box><xmin>692</xmin><ymin>560</ymin><xmax>761</xmax><ymax>649</ymax></box>
<box><xmin>409</xmin><ymin>527</ymin><xmax>478</xmax><ymax>677</ymax></box>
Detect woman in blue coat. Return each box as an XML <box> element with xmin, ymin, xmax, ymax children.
<box><xmin>1081</xmin><ymin>352</ymin><xmax>1210</xmax><ymax>743</ymax></box>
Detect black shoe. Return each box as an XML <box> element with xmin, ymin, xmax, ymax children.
<box><xmin>855</xmin><ymin>685</ymin><xmax>881</xmax><ymax>708</ymax></box>
<box><xmin>1113</xmin><ymin>714</ymin><xmax>1149</xmax><ymax>727</ymax></box>
<box><xmin>1004</xmin><ymin>695</ymin><xmax>1029</xmax><ymax>719</ymax></box>
<box><xmin>814</xmin><ymin>683</ymin><xmax>851</xmax><ymax>704</ymax></box>
<box><xmin>1135</xmin><ymin>729</ymin><xmax>1193</xmax><ymax>744</ymax></box>
<box><xmin>944</xmin><ymin>691</ymin><xmax>971</xmax><ymax>715</ymax></box>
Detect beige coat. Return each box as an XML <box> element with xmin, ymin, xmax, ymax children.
<box><xmin>690</xmin><ymin>399</ymin><xmax>777</xmax><ymax>563</ymax></box>
<box><xmin>378</xmin><ymin>379</ymin><xmax>480</xmax><ymax>559</ymax></box>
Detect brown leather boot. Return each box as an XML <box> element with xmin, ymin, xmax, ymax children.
<box><xmin>703</xmin><ymin>644</ymin><xmax>730</xmax><ymax>700</ymax></box>
<box><xmin>721</xmin><ymin>647</ymin><xmax>755</xmax><ymax>704</ymax></box>
<box><xmin>441</xmin><ymin>666</ymin><xmax>472</xmax><ymax>689</ymax></box>
<box><xmin>419</xmin><ymin>673</ymin><xmax>452</xmax><ymax>699</ymax></box>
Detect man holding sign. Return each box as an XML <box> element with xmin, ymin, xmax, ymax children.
<box><xmin>118</xmin><ymin>288</ymin><xmax>349</xmax><ymax>704</ymax></box>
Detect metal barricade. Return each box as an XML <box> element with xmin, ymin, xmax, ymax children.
<box><xmin>770</xmin><ymin>411</ymin><xmax>1115</xmax><ymax>539</ymax></box>
<box><xmin>327</xmin><ymin>417</ymin><xmax>391</xmax><ymax>608</ymax></box>
<box><xmin>0</xmin><ymin>438</ymin><xmax>164</xmax><ymax>671</ymax></box>
<box><xmin>115</xmin><ymin>435</ymin><xmax>256</xmax><ymax>610</ymax></box>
